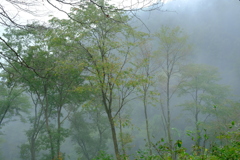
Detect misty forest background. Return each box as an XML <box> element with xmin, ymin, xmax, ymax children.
<box><xmin>0</xmin><ymin>0</ymin><xmax>240</xmax><ymax>159</ymax></box>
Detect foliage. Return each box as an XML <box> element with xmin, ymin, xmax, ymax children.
<box><xmin>153</xmin><ymin>26</ymin><xmax>192</xmax><ymax>159</ymax></box>
<box><xmin>0</xmin><ymin>80</ymin><xmax>30</xmax><ymax>127</ymax></box>
<box><xmin>47</xmin><ymin>1</ymin><xmax>147</xmax><ymax>159</ymax></box>
<box><xmin>211</xmin><ymin>122</ymin><xmax>240</xmax><ymax>160</ymax></box>
<box><xmin>0</xmin><ymin>1</ymin><xmax>239</xmax><ymax>159</ymax></box>
<box><xmin>70</xmin><ymin>102</ymin><xmax>109</xmax><ymax>160</ymax></box>
<box><xmin>178</xmin><ymin>64</ymin><xmax>229</xmax><ymax>148</ymax></box>
<box><xmin>0</xmin><ymin>19</ymin><xmax>87</xmax><ymax>159</ymax></box>
<box><xmin>92</xmin><ymin>151</ymin><xmax>114</xmax><ymax>160</ymax></box>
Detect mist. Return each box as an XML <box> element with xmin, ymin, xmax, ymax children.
<box><xmin>138</xmin><ymin>0</ymin><xmax>240</xmax><ymax>93</ymax></box>
<box><xmin>0</xmin><ymin>0</ymin><xmax>240</xmax><ymax>159</ymax></box>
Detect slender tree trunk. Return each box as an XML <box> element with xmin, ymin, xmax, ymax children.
<box><xmin>30</xmin><ymin>93</ymin><xmax>43</xmax><ymax>160</ymax></box>
<box><xmin>102</xmin><ymin>90</ymin><xmax>120</xmax><ymax>160</ymax></box>
<box><xmin>57</xmin><ymin>107</ymin><xmax>61</xmax><ymax>159</ymax></box>
<box><xmin>195</xmin><ymin>111</ymin><xmax>201</xmax><ymax>155</ymax></box>
<box><xmin>96</xmin><ymin>112</ymin><xmax>103</xmax><ymax>153</ymax></box>
<box><xmin>143</xmin><ymin>90</ymin><xmax>152</xmax><ymax>155</ymax></box>
<box><xmin>119</xmin><ymin>111</ymin><xmax>127</xmax><ymax>156</ymax></box>
<box><xmin>195</xmin><ymin>89</ymin><xmax>201</xmax><ymax>155</ymax></box>
<box><xmin>44</xmin><ymin>85</ymin><xmax>55</xmax><ymax>159</ymax></box>
<box><xmin>108</xmin><ymin>112</ymin><xmax>120</xmax><ymax>160</ymax></box>
<box><xmin>30</xmin><ymin>136</ymin><xmax>36</xmax><ymax>160</ymax></box>
<box><xmin>195</xmin><ymin>109</ymin><xmax>200</xmax><ymax>146</ymax></box>
<box><xmin>45</xmin><ymin>106</ymin><xmax>55</xmax><ymax>159</ymax></box>
<box><xmin>166</xmin><ymin>74</ymin><xmax>173</xmax><ymax>159</ymax></box>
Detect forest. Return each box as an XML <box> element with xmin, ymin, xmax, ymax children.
<box><xmin>0</xmin><ymin>0</ymin><xmax>240</xmax><ymax>159</ymax></box>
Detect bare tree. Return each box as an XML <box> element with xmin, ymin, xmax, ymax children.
<box><xmin>0</xmin><ymin>0</ymin><xmax>164</xmax><ymax>27</ymax></box>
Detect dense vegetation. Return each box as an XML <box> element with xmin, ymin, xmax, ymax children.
<box><xmin>0</xmin><ymin>0</ymin><xmax>239</xmax><ymax>160</ymax></box>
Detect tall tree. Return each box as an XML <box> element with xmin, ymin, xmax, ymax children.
<box><xmin>178</xmin><ymin>64</ymin><xmax>229</xmax><ymax>153</ymax></box>
<box><xmin>0</xmin><ymin>23</ymin><xmax>86</xmax><ymax>160</ymax></box>
<box><xmin>135</xmin><ymin>42</ymin><xmax>159</xmax><ymax>155</ymax></box>
<box><xmin>155</xmin><ymin>26</ymin><xmax>191</xmax><ymax>159</ymax></box>
<box><xmin>48</xmin><ymin>1</ymin><xmax>146</xmax><ymax>159</ymax></box>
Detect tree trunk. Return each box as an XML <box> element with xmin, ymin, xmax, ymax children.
<box><xmin>143</xmin><ymin>90</ymin><xmax>152</xmax><ymax>155</ymax></box>
<box><xmin>108</xmin><ymin>112</ymin><xmax>120</xmax><ymax>160</ymax></box>
<box><xmin>102</xmin><ymin>90</ymin><xmax>120</xmax><ymax>160</ymax></box>
<box><xmin>30</xmin><ymin>136</ymin><xmax>36</xmax><ymax>160</ymax></box>
<box><xmin>166</xmin><ymin>73</ymin><xmax>175</xmax><ymax>160</ymax></box>
<box><xmin>44</xmin><ymin>85</ymin><xmax>55</xmax><ymax>159</ymax></box>
<box><xmin>57</xmin><ymin>107</ymin><xmax>61</xmax><ymax>159</ymax></box>
<box><xmin>119</xmin><ymin>111</ymin><xmax>127</xmax><ymax>156</ymax></box>
<box><xmin>195</xmin><ymin>88</ymin><xmax>201</xmax><ymax>155</ymax></box>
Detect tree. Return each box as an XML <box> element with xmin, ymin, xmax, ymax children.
<box><xmin>0</xmin><ymin>0</ymin><xmax>164</xmax><ymax>27</ymax></box>
<box><xmin>155</xmin><ymin>26</ymin><xmax>192</xmax><ymax>159</ymax></box>
<box><xmin>19</xmin><ymin>91</ymin><xmax>46</xmax><ymax>160</ymax></box>
<box><xmin>178</xmin><ymin>64</ymin><xmax>229</xmax><ymax>153</ymax></box>
<box><xmin>0</xmin><ymin>0</ymin><xmax>164</xmax><ymax>79</ymax></box>
<box><xmin>0</xmin><ymin>78</ymin><xmax>29</xmax><ymax>128</ymax></box>
<box><xmin>134</xmin><ymin>42</ymin><xmax>160</xmax><ymax>155</ymax></box>
<box><xmin>70</xmin><ymin>97</ymin><xmax>109</xmax><ymax>160</ymax></box>
<box><xmin>0</xmin><ymin>23</ymin><xmax>87</xmax><ymax>160</ymax></box>
<box><xmin>48</xmin><ymin>1</ymin><xmax>146</xmax><ymax>159</ymax></box>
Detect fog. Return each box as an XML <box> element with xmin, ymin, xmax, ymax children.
<box><xmin>0</xmin><ymin>0</ymin><xmax>240</xmax><ymax>159</ymax></box>
<box><xmin>139</xmin><ymin>0</ymin><xmax>240</xmax><ymax>93</ymax></box>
